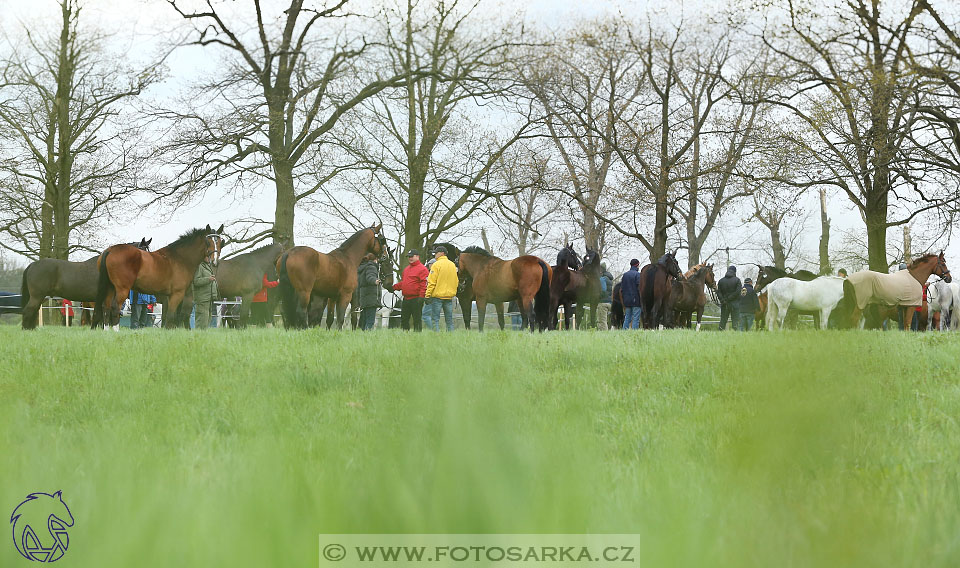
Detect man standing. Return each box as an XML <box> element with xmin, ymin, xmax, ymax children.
<box><xmin>357</xmin><ymin>253</ymin><xmax>381</xmax><ymax>330</ymax></box>
<box><xmin>598</xmin><ymin>262</ymin><xmax>614</xmax><ymax>330</ymax></box>
<box><xmin>620</xmin><ymin>259</ymin><xmax>643</xmax><ymax>329</ymax></box>
<box><xmin>129</xmin><ymin>289</ymin><xmax>156</xmax><ymax>329</ymax></box>
<box><xmin>717</xmin><ymin>265</ymin><xmax>742</xmax><ymax>330</ymax></box>
<box><xmin>192</xmin><ymin>252</ymin><xmax>219</xmax><ymax>329</ymax></box>
<box><xmin>738</xmin><ymin>277</ymin><xmax>759</xmax><ymax>331</ymax></box>
<box><xmin>425</xmin><ymin>245</ymin><xmax>459</xmax><ymax>331</ymax></box>
<box><xmin>393</xmin><ymin>249</ymin><xmax>429</xmax><ymax>331</ymax></box>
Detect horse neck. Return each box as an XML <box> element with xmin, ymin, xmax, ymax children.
<box><xmin>908</xmin><ymin>258</ymin><xmax>937</xmax><ymax>285</ymax></box>
<box><xmin>462</xmin><ymin>254</ymin><xmax>495</xmax><ymax>277</ymax></box>
<box><xmin>162</xmin><ymin>238</ymin><xmax>206</xmax><ymax>265</ymax></box>
<box><xmin>336</xmin><ymin>234</ymin><xmax>374</xmax><ymax>267</ymax></box>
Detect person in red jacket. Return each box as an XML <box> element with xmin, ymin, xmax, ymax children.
<box><xmin>251</xmin><ymin>273</ymin><xmax>279</xmax><ymax>327</ymax></box>
<box><xmin>393</xmin><ymin>249</ymin><xmax>429</xmax><ymax>331</ymax></box>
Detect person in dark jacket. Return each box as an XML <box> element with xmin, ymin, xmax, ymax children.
<box><xmin>357</xmin><ymin>253</ymin><xmax>381</xmax><ymax>330</ymax></box>
<box><xmin>738</xmin><ymin>277</ymin><xmax>759</xmax><ymax>331</ymax></box>
<box><xmin>393</xmin><ymin>249</ymin><xmax>429</xmax><ymax>331</ymax></box>
<box><xmin>620</xmin><ymin>259</ymin><xmax>643</xmax><ymax>329</ymax></box>
<box><xmin>717</xmin><ymin>265</ymin><xmax>742</xmax><ymax>330</ymax></box>
<box><xmin>598</xmin><ymin>262</ymin><xmax>614</xmax><ymax>330</ymax></box>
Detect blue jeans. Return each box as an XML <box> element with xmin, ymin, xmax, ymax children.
<box><xmin>360</xmin><ymin>307</ymin><xmax>377</xmax><ymax>330</ymax></box>
<box><xmin>429</xmin><ymin>298</ymin><xmax>454</xmax><ymax>331</ymax></box>
<box><xmin>623</xmin><ymin>306</ymin><xmax>642</xmax><ymax>329</ymax></box>
<box><xmin>422</xmin><ymin>302</ymin><xmax>433</xmax><ymax>330</ymax></box>
<box><xmin>739</xmin><ymin>313</ymin><xmax>753</xmax><ymax>331</ymax></box>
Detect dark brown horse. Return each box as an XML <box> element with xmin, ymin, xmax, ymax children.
<box><xmin>215</xmin><ymin>242</ymin><xmax>285</xmax><ymax>328</ymax></box>
<box><xmin>549</xmin><ymin>246</ymin><xmax>602</xmax><ymax>330</ymax></box>
<box><xmin>639</xmin><ymin>252</ymin><xmax>683</xmax><ymax>329</ymax></box>
<box><xmin>669</xmin><ymin>264</ymin><xmax>716</xmax><ymax>330</ymax></box>
<box><xmin>458</xmin><ymin>246</ymin><xmax>551</xmax><ymax>332</ymax></box>
<box><xmin>93</xmin><ymin>226</ymin><xmax>224</xmax><ymax>329</ymax></box>
<box><xmin>276</xmin><ymin>225</ymin><xmax>386</xmax><ymax>329</ymax></box>
<box><xmin>20</xmin><ymin>238</ymin><xmax>151</xmax><ymax>329</ymax></box>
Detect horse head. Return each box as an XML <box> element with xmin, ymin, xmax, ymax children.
<box><xmin>204</xmin><ymin>224</ymin><xmax>225</xmax><ymax>266</ymax></box>
<box><xmin>137</xmin><ymin>238</ymin><xmax>152</xmax><ymax>251</ymax></box>
<box><xmin>703</xmin><ymin>264</ymin><xmax>717</xmax><ymax>289</ymax></box>
<box><xmin>937</xmin><ymin>251</ymin><xmax>952</xmax><ymax>283</ymax></box>
<box><xmin>659</xmin><ymin>252</ymin><xmax>683</xmax><ymax>280</ymax></box>
<box><xmin>583</xmin><ymin>248</ymin><xmax>599</xmax><ymax>270</ymax></box>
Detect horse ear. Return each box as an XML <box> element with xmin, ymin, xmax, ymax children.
<box><xmin>146</xmin><ymin>238</ymin><xmax>152</xmax><ymax>246</ymax></box>
<box><xmin>216</xmin><ymin>224</ymin><xmax>224</xmax><ymax>235</ymax></box>
<box><xmin>372</xmin><ymin>223</ymin><xmax>382</xmax><ymax>234</ymax></box>
<box><xmin>205</xmin><ymin>224</ymin><xmax>211</xmax><ymax>232</ymax></box>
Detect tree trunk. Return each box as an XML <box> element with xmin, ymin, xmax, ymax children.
<box><xmin>770</xmin><ymin>222</ymin><xmax>786</xmax><ymax>270</ymax></box>
<box><xmin>651</xmin><ymin>184</ymin><xmax>669</xmax><ymax>262</ymax></box>
<box><xmin>273</xmin><ymin>159</ymin><xmax>296</xmax><ymax>248</ymax></box>
<box><xmin>902</xmin><ymin>225</ymin><xmax>911</xmax><ymax>264</ymax></box>
<box><xmin>818</xmin><ymin>188</ymin><xmax>831</xmax><ymax>275</ymax></box>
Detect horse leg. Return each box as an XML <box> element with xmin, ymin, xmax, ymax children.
<box><xmin>476</xmin><ymin>299</ymin><xmax>487</xmax><ymax>332</ymax></box>
<box><xmin>335</xmin><ymin>295</ymin><xmax>350</xmax><ymax>330</ymax></box>
<box><xmin>765</xmin><ymin>299</ymin><xmax>776</xmax><ymax>331</ymax></box>
<box><xmin>820</xmin><ymin>308</ymin><xmax>830</xmax><ymax>330</ymax></box>
<box><xmin>696</xmin><ymin>308</ymin><xmax>703</xmax><ymax>331</ymax></box>
<box><xmin>238</xmin><ymin>295</ymin><xmax>252</xmax><ymax>329</ymax></box>
<box><xmin>296</xmin><ymin>291</ymin><xmax>311</xmax><ymax>329</ymax></box>
<box><xmin>496</xmin><ymin>302</ymin><xmax>505</xmax><ymax>330</ymax></box>
<box><xmin>164</xmin><ymin>291</ymin><xmax>185</xmax><ymax>330</ymax></box>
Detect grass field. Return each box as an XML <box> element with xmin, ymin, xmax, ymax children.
<box><xmin>2</xmin><ymin>327</ymin><xmax>960</xmax><ymax>567</ymax></box>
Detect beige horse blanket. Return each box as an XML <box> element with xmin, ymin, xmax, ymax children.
<box><xmin>847</xmin><ymin>269</ymin><xmax>922</xmax><ymax>310</ymax></box>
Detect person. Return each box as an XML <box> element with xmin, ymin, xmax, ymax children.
<box><xmin>508</xmin><ymin>299</ymin><xmax>522</xmax><ymax>330</ymax></box>
<box><xmin>251</xmin><ymin>272</ymin><xmax>278</xmax><ymax>327</ymax></box>
<box><xmin>129</xmin><ymin>289</ymin><xmax>156</xmax><ymax>329</ymax></box>
<box><xmin>425</xmin><ymin>245</ymin><xmax>459</xmax><ymax>331</ymax></box>
<box><xmin>598</xmin><ymin>262</ymin><xmax>614</xmax><ymax>330</ymax></box>
<box><xmin>620</xmin><ymin>259</ymin><xmax>642</xmax><ymax>329</ymax></box>
<box><xmin>422</xmin><ymin>257</ymin><xmax>437</xmax><ymax>330</ymax></box>
<box><xmin>192</xmin><ymin>252</ymin><xmax>219</xmax><ymax>330</ymax></box>
<box><xmin>837</xmin><ymin>268</ymin><xmax>848</xmax><ymax>278</ymax></box>
<box><xmin>738</xmin><ymin>277</ymin><xmax>759</xmax><ymax>331</ymax></box>
<box><xmin>393</xmin><ymin>249</ymin><xmax>429</xmax><ymax>331</ymax></box>
<box><xmin>717</xmin><ymin>265</ymin><xmax>742</xmax><ymax>330</ymax></box>
<box><xmin>357</xmin><ymin>253</ymin><xmax>381</xmax><ymax>330</ymax></box>
<box><xmin>60</xmin><ymin>299</ymin><xmax>75</xmax><ymax>327</ymax></box>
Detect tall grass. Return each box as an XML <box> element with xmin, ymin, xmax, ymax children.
<box><xmin>2</xmin><ymin>328</ymin><xmax>959</xmax><ymax>567</ymax></box>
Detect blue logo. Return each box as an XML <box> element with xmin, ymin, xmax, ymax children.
<box><xmin>9</xmin><ymin>491</ymin><xmax>74</xmax><ymax>562</ymax></box>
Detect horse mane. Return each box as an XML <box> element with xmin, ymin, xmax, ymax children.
<box><xmin>167</xmin><ymin>228</ymin><xmax>208</xmax><ymax>250</ymax></box>
<box><xmin>463</xmin><ymin>246</ymin><xmax>492</xmax><ymax>256</ymax></box>
<box><xmin>908</xmin><ymin>253</ymin><xmax>937</xmax><ymax>269</ymax></box>
<box><xmin>336</xmin><ymin>227</ymin><xmax>374</xmax><ymax>251</ymax></box>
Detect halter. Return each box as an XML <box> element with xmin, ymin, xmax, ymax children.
<box><xmin>206</xmin><ymin>233</ymin><xmax>225</xmax><ymax>266</ymax></box>
<box><xmin>935</xmin><ymin>255</ymin><xmax>951</xmax><ymax>281</ymax></box>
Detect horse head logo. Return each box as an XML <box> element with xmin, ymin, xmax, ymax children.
<box><xmin>10</xmin><ymin>491</ymin><xmax>74</xmax><ymax>562</ymax></box>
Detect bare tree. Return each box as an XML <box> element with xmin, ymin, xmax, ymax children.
<box><xmin>758</xmin><ymin>0</ymin><xmax>960</xmax><ymax>271</ymax></box>
<box><xmin>0</xmin><ymin>0</ymin><xmax>163</xmax><ymax>259</ymax></box>
<box><xmin>159</xmin><ymin>0</ymin><xmax>437</xmax><ymax>247</ymax></box>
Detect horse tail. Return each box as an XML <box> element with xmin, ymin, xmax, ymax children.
<box><xmin>20</xmin><ymin>263</ymin><xmax>35</xmax><ymax>329</ymax></box>
<box><xmin>277</xmin><ymin>251</ymin><xmax>296</xmax><ymax>328</ymax></box>
<box><xmin>534</xmin><ymin>259</ymin><xmax>551</xmax><ymax>326</ymax></box>
<box><xmin>92</xmin><ymin>249</ymin><xmax>110</xmax><ymax>329</ymax></box>
<box><xmin>642</xmin><ymin>264</ymin><xmax>657</xmax><ymax>306</ymax></box>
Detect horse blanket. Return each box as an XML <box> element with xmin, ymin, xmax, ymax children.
<box><xmin>846</xmin><ymin>269</ymin><xmax>922</xmax><ymax>310</ymax></box>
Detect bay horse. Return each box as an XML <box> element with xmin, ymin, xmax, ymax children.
<box><xmin>323</xmin><ymin>245</ymin><xmax>396</xmax><ymax>330</ymax></box>
<box><xmin>610</xmin><ymin>282</ymin><xmax>624</xmax><ymax>329</ymax></box>
<box><xmin>844</xmin><ymin>252</ymin><xmax>952</xmax><ymax>328</ymax></box>
<box><xmin>549</xmin><ymin>246</ymin><xmax>602</xmax><ymax>330</ymax></box>
<box><xmin>277</xmin><ymin>225</ymin><xmax>386</xmax><ymax>329</ymax></box>
<box><xmin>457</xmin><ymin>246</ymin><xmax>551</xmax><ymax>332</ymax></box>
<box><xmin>21</xmin><ymin>238</ymin><xmax>151</xmax><ymax>330</ymax></box>
<box><xmin>93</xmin><ymin>226</ymin><xmax>224</xmax><ymax>329</ymax></box>
<box><xmin>638</xmin><ymin>252</ymin><xmax>683</xmax><ymax>329</ymax></box>
<box><xmin>669</xmin><ymin>264</ymin><xmax>716</xmax><ymax>330</ymax></box>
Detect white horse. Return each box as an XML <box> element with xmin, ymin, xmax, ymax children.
<box><xmin>926</xmin><ymin>280</ymin><xmax>954</xmax><ymax>331</ymax></box>
<box><xmin>765</xmin><ymin>276</ymin><xmax>846</xmax><ymax>330</ymax></box>
<box><xmin>950</xmin><ymin>282</ymin><xmax>960</xmax><ymax>330</ymax></box>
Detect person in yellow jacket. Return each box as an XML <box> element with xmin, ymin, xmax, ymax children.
<box><xmin>425</xmin><ymin>245</ymin><xmax>459</xmax><ymax>331</ymax></box>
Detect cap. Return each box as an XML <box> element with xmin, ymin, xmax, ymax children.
<box><xmin>744</xmin><ymin>278</ymin><xmax>752</xmax><ymax>284</ymax></box>
<box><xmin>432</xmin><ymin>245</ymin><xmax>447</xmax><ymax>255</ymax></box>
<box><xmin>630</xmin><ymin>258</ymin><xmax>640</xmax><ymax>266</ymax></box>
<box><xmin>405</xmin><ymin>249</ymin><xmax>419</xmax><ymax>257</ymax></box>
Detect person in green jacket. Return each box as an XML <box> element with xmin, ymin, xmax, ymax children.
<box><xmin>193</xmin><ymin>253</ymin><xmax>219</xmax><ymax>329</ymax></box>
<box><xmin>357</xmin><ymin>253</ymin><xmax>381</xmax><ymax>330</ymax></box>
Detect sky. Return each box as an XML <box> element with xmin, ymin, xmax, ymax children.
<box><xmin>1</xmin><ymin>0</ymin><xmax>957</xmax><ymax>281</ymax></box>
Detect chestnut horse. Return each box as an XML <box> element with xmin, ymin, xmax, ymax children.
<box><xmin>92</xmin><ymin>226</ymin><xmax>224</xmax><ymax>329</ymax></box>
<box><xmin>669</xmin><ymin>264</ymin><xmax>716</xmax><ymax>330</ymax></box>
<box><xmin>277</xmin><ymin>225</ymin><xmax>386</xmax><ymax>329</ymax></box>
<box><xmin>846</xmin><ymin>252</ymin><xmax>952</xmax><ymax>328</ymax></box>
<box><xmin>458</xmin><ymin>246</ymin><xmax>551</xmax><ymax>332</ymax></box>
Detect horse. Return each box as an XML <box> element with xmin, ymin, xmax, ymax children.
<box><xmin>765</xmin><ymin>276</ymin><xmax>846</xmax><ymax>330</ymax></box>
<box><xmin>276</xmin><ymin>225</ymin><xmax>386</xmax><ymax>329</ymax></box>
<box><xmin>20</xmin><ymin>239</ymin><xmax>151</xmax><ymax>330</ymax></box>
<box><xmin>638</xmin><ymin>252</ymin><xmax>683</xmax><ymax>329</ymax></box>
<box><xmin>323</xmin><ymin>246</ymin><xmax>395</xmax><ymax>330</ymax></box>
<box><xmin>754</xmin><ymin>265</ymin><xmax>819</xmax><ymax>292</ymax></box>
<box><xmin>610</xmin><ymin>282</ymin><xmax>624</xmax><ymax>329</ymax></box>
<box><xmin>93</xmin><ymin>227</ymin><xmax>223</xmax><ymax>329</ymax></box>
<box><xmin>926</xmin><ymin>279</ymin><xmax>954</xmax><ymax>331</ymax></box>
<box><xmin>457</xmin><ymin>246</ymin><xmax>551</xmax><ymax>332</ymax></box>
<box><xmin>549</xmin><ymin>246</ymin><xmax>602</xmax><ymax>330</ymax></box>
<box><xmin>669</xmin><ymin>264</ymin><xmax>716</xmax><ymax>330</ymax></box>
<box><xmin>213</xmin><ymin>242</ymin><xmax>285</xmax><ymax>328</ymax></box>
<box><xmin>844</xmin><ymin>253</ymin><xmax>951</xmax><ymax>328</ymax></box>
